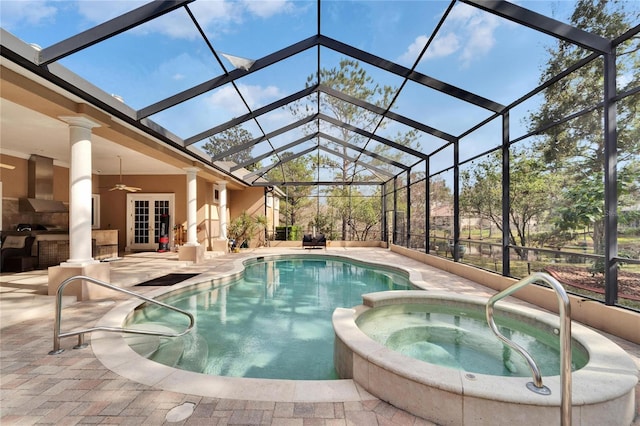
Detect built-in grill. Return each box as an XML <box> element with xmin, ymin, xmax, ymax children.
<box><xmin>15</xmin><ymin>224</ymin><xmax>66</xmax><ymax>232</ymax></box>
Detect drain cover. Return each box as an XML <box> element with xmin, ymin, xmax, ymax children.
<box><xmin>165</xmin><ymin>402</ymin><xmax>195</xmax><ymax>422</ymax></box>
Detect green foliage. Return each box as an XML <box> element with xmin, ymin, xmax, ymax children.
<box><xmin>202</xmin><ymin>125</ymin><xmax>259</xmax><ymax>172</ymax></box>
<box><xmin>227</xmin><ymin>211</ymin><xmax>258</xmax><ymax>250</ymax></box>
<box><xmin>460</xmin><ymin>148</ymin><xmax>560</xmax><ymax>254</ymax></box>
<box><xmin>430</xmin><ymin>176</ymin><xmax>453</xmax><ymax>208</ymax></box>
<box><xmin>309</xmin><ymin>213</ymin><xmax>338</xmax><ymax>240</ymax></box>
<box><xmin>554</xmin><ymin>173</ymin><xmax>605</xmax><ymax>231</ymax></box>
<box><xmin>531</xmin><ymin>230</ymin><xmax>575</xmax><ymax>249</ymax></box>
<box><xmin>286</xmin><ymin>59</ymin><xmax>418</xmax><ymax>240</ymax></box>
<box><xmin>526</xmin><ymin>0</ymin><xmax>640</xmax><ymax>254</ymax></box>
<box><xmin>266</xmin><ymin>152</ymin><xmax>314</xmax><ymax>225</ymax></box>
<box><xmin>347</xmin><ymin>192</ymin><xmax>382</xmax><ymax>241</ymax></box>
<box><xmin>275</xmin><ymin>225</ymin><xmax>302</xmax><ymax>241</ymax></box>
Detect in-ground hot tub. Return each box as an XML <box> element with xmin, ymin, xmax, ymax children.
<box><xmin>332</xmin><ymin>291</ymin><xmax>638</xmax><ymax>425</ymax></box>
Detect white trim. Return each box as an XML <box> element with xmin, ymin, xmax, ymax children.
<box><xmin>213</xmin><ymin>184</ymin><xmax>220</xmax><ymax>204</ymax></box>
<box><xmin>125</xmin><ymin>193</ymin><xmax>175</xmax><ymax>252</ymax></box>
<box><xmin>92</xmin><ymin>194</ymin><xmax>100</xmax><ymax>229</ymax></box>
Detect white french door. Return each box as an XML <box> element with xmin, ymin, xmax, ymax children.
<box><xmin>126</xmin><ymin>193</ymin><xmax>174</xmax><ymax>251</ymax></box>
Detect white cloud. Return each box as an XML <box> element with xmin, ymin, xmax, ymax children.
<box><xmin>398</xmin><ymin>35</ymin><xmax>427</xmax><ymax>65</ymax></box>
<box><xmin>458</xmin><ymin>9</ymin><xmax>500</xmax><ymax>66</ymax></box>
<box><xmin>75</xmin><ymin>0</ymin><xmax>205</xmax><ymax>39</ymax></box>
<box><xmin>73</xmin><ymin>0</ymin><xmax>294</xmax><ymax>41</ymax></box>
<box><xmin>239</xmin><ymin>84</ymin><xmax>282</xmax><ymax>109</ymax></box>
<box><xmin>0</xmin><ymin>0</ymin><xmax>57</xmax><ymax>29</ymax></box>
<box><xmin>424</xmin><ymin>33</ymin><xmax>460</xmax><ymax>60</ymax></box>
<box><xmin>447</xmin><ymin>1</ymin><xmax>476</xmax><ymax>21</ymax></box>
<box><xmin>207</xmin><ymin>83</ymin><xmax>282</xmax><ymax>115</ymax></box>
<box><xmin>76</xmin><ymin>1</ymin><xmax>147</xmax><ymax>23</ymax></box>
<box><xmin>399</xmin><ymin>2</ymin><xmax>501</xmax><ymax>68</ymax></box>
<box><xmin>241</xmin><ymin>0</ymin><xmax>292</xmax><ymax>19</ymax></box>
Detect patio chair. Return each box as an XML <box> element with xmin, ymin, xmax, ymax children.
<box><xmin>1</xmin><ymin>235</ymin><xmax>36</xmax><ymax>272</ymax></box>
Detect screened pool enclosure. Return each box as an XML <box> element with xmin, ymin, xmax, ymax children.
<box><xmin>1</xmin><ymin>0</ymin><xmax>638</xmax><ymax>309</ymax></box>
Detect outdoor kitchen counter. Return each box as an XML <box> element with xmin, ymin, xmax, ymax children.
<box><xmin>36</xmin><ymin>230</ymin><xmax>118</xmax><ymax>267</ymax></box>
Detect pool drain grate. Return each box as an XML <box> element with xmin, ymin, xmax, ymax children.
<box><xmin>165</xmin><ymin>402</ymin><xmax>196</xmax><ymax>422</ymax></box>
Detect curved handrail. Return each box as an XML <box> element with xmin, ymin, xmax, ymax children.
<box><xmin>50</xmin><ymin>275</ymin><xmax>195</xmax><ymax>354</ymax></box>
<box><xmin>486</xmin><ymin>272</ymin><xmax>572</xmax><ymax>425</ymax></box>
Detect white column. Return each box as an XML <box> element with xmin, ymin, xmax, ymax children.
<box><xmin>217</xmin><ymin>180</ymin><xmax>227</xmax><ymax>240</ymax></box>
<box><xmin>60</xmin><ymin>116</ymin><xmax>100</xmax><ymax>266</ymax></box>
<box><xmin>184</xmin><ymin>167</ymin><xmax>200</xmax><ymax>246</ymax></box>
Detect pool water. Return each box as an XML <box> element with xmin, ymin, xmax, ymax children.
<box><xmin>126</xmin><ymin>256</ymin><xmax>411</xmax><ymax>380</ymax></box>
<box><xmin>356</xmin><ymin>304</ymin><xmax>589</xmax><ymax>376</ymax></box>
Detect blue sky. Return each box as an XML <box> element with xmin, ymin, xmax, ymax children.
<box><xmin>2</xmin><ymin>0</ymin><xmax>634</xmax><ymax>180</ymax></box>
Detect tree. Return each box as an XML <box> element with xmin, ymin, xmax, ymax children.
<box><xmin>265</xmin><ymin>152</ymin><xmax>314</xmax><ymax>225</ymax></box>
<box><xmin>409</xmin><ymin>177</ymin><xmax>427</xmax><ymax>244</ymax></box>
<box><xmin>428</xmin><ymin>176</ymin><xmax>454</xmax><ymax>238</ymax></box>
<box><xmin>309</xmin><ymin>208</ymin><xmax>338</xmax><ymax>240</ymax></box>
<box><xmin>554</xmin><ymin>166</ymin><xmax>640</xmax><ymax>246</ymax></box>
<box><xmin>460</xmin><ymin>149</ymin><xmax>561</xmax><ymax>258</ymax></box>
<box><xmin>227</xmin><ymin>211</ymin><xmax>258</xmax><ymax>250</ymax></box>
<box><xmin>202</xmin><ymin>125</ymin><xmax>259</xmax><ymax>171</ymax></box>
<box><xmin>527</xmin><ymin>0</ymin><xmax>640</xmax><ymax>253</ymax></box>
<box><xmin>347</xmin><ymin>191</ymin><xmax>382</xmax><ymax>241</ymax></box>
<box><xmin>289</xmin><ymin>59</ymin><xmax>417</xmax><ymax>240</ymax></box>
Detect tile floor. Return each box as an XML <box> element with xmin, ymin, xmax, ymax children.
<box><xmin>1</xmin><ymin>247</ymin><xmax>638</xmax><ymax>425</ymax></box>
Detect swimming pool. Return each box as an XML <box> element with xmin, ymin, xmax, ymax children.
<box><xmin>125</xmin><ymin>255</ymin><xmax>413</xmax><ymax>380</ymax></box>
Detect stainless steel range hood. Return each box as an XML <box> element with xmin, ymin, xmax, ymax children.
<box><xmin>19</xmin><ymin>155</ymin><xmax>68</xmax><ymax>213</ymax></box>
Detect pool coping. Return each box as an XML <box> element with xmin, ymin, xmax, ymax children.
<box><xmin>92</xmin><ymin>251</ymin><xmax>424</xmax><ymax>402</ymax></box>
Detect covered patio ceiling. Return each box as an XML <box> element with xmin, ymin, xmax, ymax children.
<box><xmin>0</xmin><ymin>0</ymin><xmax>630</xmax><ymax>186</ymax></box>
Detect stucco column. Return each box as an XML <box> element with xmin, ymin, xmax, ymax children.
<box><xmin>184</xmin><ymin>167</ymin><xmax>200</xmax><ymax>246</ymax></box>
<box><xmin>60</xmin><ymin>116</ymin><xmax>100</xmax><ymax>266</ymax></box>
<box><xmin>217</xmin><ymin>181</ymin><xmax>227</xmax><ymax>240</ymax></box>
<box><xmin>48</xmin><ymin>115</ymin><xmax>110</xmax><ymax>301</ymax></box>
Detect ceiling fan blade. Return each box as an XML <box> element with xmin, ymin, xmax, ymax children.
<box><xmin>110</xmin><ymin>157</ymin><xmax>142</xmax><ymax>192</ymax></box>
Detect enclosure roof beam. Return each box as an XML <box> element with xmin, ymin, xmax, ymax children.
<box><xmin>251</xmin><ymin>181</ymin><xmax>382</xmax><ymax>187</ymax></box>
<box><xmin>210</xmin><ymin>114</ymin><xmax>317</xmax><ymax>162</ymax></box>
<box><xmin>138</xmin><ymin>35</ymin><xmax>319</xmax><ymax>120</ymax></box>
<box><xmin>38</xmin><ymin>1</ymin><xmax>194</xmax><ymax>65</ymax></box>
<box><xmin>318</xmin><ymin>145</ymin><xmax>394</xmax><ymax>179</ymax></box>
<box><xmin>185</xmin><ymin>85</ymin><xmax>317</xmax><ymax>145</ymax></box>
<box><xmin>319</xmin><ymin>132</ymin><xmax>409</xmax><ymax>171</ymax></box>
<box><xmin>461</xmin><ymin>0</ymin><xmax>611</xmax><ymax>53</ymax></box>
<box><xmin>243</xmin><ymin>144</ymin><xmax>318</xmax><ymax>182</ymax></box>
<box><xmin>319</xmin><ymin>113</ymin><xmax>428</xmax><ymax>160</ymax></box>
<box><xmin>231</xmin><ymin>132</ymin><xmax>319</xmax><ymax>172</ymax></box>
<box><xmin>319</xmin><ymin>85</ymin><xmax>457</xmax><ymax>143</ymax></box>
<box><xmin>318</xmin><ymin>35</ymin><xmax>505</xmax><ymax>113</ymax></box>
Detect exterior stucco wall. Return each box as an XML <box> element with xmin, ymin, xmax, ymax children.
<box><xmin>229</xmin><ymin>187</ymin><xmax>266</xmax><ymax>248</ymax></box>
<box><xmin>0</xmin><ymin>157</ymin><xmax>255</xmax><ymax>253</ymax></box>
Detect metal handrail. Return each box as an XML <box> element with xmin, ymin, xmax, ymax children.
<box><xmin>49</xmin><ymin>275</ymin><xmax>195</xmax><ymax>355</ymax></box>
<box><xmin>486</xmin><ymin>272</ymin><xmax>572</xmax><ymax>426</ymax></box>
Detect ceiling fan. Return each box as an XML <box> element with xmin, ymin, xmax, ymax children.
<box><xmin>109</xmin><ymin>156</ymin><xmax>141</xmax><ymax>192</ymax></box>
